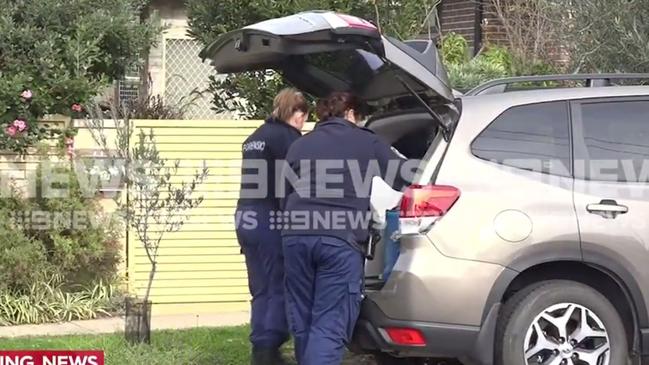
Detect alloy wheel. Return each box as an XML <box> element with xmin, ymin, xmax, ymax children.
<box><xmin>524</xmin><ymin>302</ymin><xmax>610</xmax><ymax>365</ymax></box>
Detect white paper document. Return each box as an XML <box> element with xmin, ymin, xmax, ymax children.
<box><xmin>369</xmin><ymin>176</ymin><xmax>403</xmax><ymax>228</ymax></box>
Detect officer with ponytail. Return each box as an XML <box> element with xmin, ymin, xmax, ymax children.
<box><xmin>235</xmin><ymin>88</ymin><xmax>309</xmax><ymax>365</ymax></box>
<box><xmin>280</xmin><ymin>91</ymin><xmax>406</xmax><ymax>365</ymax></box>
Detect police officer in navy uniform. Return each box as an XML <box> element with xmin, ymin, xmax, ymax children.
<box><xmin>235</xmin><ymin>88</ymin><xmax>309</xmax><ymax>365</ymax></box>
<box><xmin>281</xmin><ymin>91</ymin><xmax>407</xmax><ymax>365</ymax></box>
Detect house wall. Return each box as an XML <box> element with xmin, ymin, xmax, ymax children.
<box><xmin>440</xmin><ymin>0</ymin><xmax>480</xmax><ymax>52</ymax></box>
<box><xmin>481</xmin><ymin>2</ymin><xmax>508</xmax><ymax>45</ymax></box>
<box><xmin>146</xmin><ymin>0</ymin><xmax>226</xmax><ymax>119</ymax></box>
<box><xmin>439</xmin><ymin>0</ymin><xmax>507</xmax><ymax>54</ymax></box>
<box><xmin>148</xmin><ymin>0</ymin><xmax>187</xmax><ymax>99</ymax></box>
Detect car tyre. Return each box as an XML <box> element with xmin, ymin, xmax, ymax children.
<box><xmin>496</xmin><ymin>280</ymin><xmax>629</xmax><ymax>365</ymax></box>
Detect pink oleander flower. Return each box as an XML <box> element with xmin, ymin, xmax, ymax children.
<box><xmin>65</xmin><ymin>137</ymin><xmax>74</xmax><ymax>145</ymax></box>
<box><xmin>12</xmin><ymin>119</ymin><xmax>27</xmax><ymax>132</ymax></box>
<box><xmin>71</xmin><ymin>104</ymin><xmax>83</xmax><ymax>113</ymax></box>
<box><xmin>5</xmin><ymin>125</ymin><xmax>17</xmax><ymax>138</ymax></box>
<box><xmin>20</xmin><ymin>90</ymin><xmax>33</xmax><ymax>101</ymax></box>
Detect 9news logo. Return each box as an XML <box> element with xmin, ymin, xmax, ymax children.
<box><xmin>0</xmin><ymin>351</ymin><xmax>104</xmax><ymax>365</ymax></box>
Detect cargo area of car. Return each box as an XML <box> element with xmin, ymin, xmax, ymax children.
<box><xmin>367</xmin><ymin>109</ymin><xmax>440</xmax><ymax>159</ymax></box>
<box><xmin>362</xmin><ymin>108</ymin><xmax>449</xmax><ymax>289</ymax></box>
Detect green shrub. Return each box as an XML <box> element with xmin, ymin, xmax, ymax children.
<box><xmin>0</xmin><ymin>163</ymin><xmax>123</xmax><ymax>292</ymax></box>
<box><xmin>440</xmin><ymin>33</ymin><xmax>554</xmax><ymax>91</ymax></box>
<box><xmin>0</xmin><ymin>0</ymin><xmax>157</xmax><ymax>153</ymax></box>
<box><xmin>447</xmin><ymin>57</ymin><xmax>510</xmax><ymax>92</ymax></box>
<box><xmin>441</xmin><ymin>32</ymin><xmax>470</xmax><ymax>65</ymax></box>
<box><xmin>481</xmin><ymin>45</ymin><xmax>513</xmax><ymax>71</ymax></box>
<box><xmin>0</xmin><ymin>211</ymin><xmax>51</xmax><ymax>292</ymax></box>
<box><xmin>31</xmin><ymin>163</ymin><xmax>123</xmax><ymax>287</ymax></box>
<box><xmin>0</xmin><ymin>278</ymin><xmax>119</xmax><ymax>326</ymax></box>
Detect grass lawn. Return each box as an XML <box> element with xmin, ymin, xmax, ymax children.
<box><xmin>0</xmin><ymin>326</ymin><xmax>375</xmax><ymax>365</ymax></box>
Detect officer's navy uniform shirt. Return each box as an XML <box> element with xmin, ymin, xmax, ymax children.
<box><xmin>237</xmin><ymin>117</ymin><xmax>302</xmax><ymax>210</ymax></box>
<box><xmin>281</xmin><ymin>117</ymin><xmax>406</xmax><ymax>246</ymax></box>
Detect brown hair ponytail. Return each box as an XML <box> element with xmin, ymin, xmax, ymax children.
<box><xmin>315</xmin><ymin>91</ymin><xmax>366</xmax><ymax>122</ymax></box>
<box><xmin>271</xmin><ymin>88</ymin><xmax>309</xmax><ymax>123</ymax></box>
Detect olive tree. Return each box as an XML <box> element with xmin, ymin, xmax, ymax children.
<box><xmin>489</xmin><ymin>0</ymin><xmax>649</xmax><ymax>74</ymax></box>
<box><xmin>559</xmin><ymin>0</ymin><xmax>649</xmax><ymax>73</ymax></box>
<box><xmin>84</xmin><ymin>102</ymin><xmax>208</xmax><ymax>343</ymax></box>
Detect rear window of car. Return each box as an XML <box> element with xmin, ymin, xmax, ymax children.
<box><xmin>303</xmin><ymin>49</ymin><xmax>383</xmax><ymax>88</ymax></box>
<box><xmin>471</xmin><ymin>101</ymin><xmax>571</xmax><ymax>176</ymax></box>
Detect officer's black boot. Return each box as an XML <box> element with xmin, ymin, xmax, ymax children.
<box><xmin>271</xmin><ymin>350</ymin><xmax>289</xmax><ymax>365</ymax></box>
<box><xmin>251</xmin><ymin>347</ymin><xmax>288</xmax><ymax>365</ymax></box>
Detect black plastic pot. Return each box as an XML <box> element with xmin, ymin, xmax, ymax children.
<box><xmin>124</xmin><ymin>297</ymin><xmax>152</xmax><ymax>345</ymax></box>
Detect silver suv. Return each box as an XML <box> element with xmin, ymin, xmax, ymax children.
<box><xmin>202</xmin><ymin>11</ymin><xmax>649</xmax><ymax>365</ymax></box>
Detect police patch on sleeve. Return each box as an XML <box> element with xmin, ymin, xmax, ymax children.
<box><xmin>243</xmin><ymin>140</ymin><xmax>266</xmax><ymax>152</ymax></box>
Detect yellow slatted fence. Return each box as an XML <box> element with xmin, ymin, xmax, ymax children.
<box><xmin>125</xmin><ymin>120</ymin><xmax>315</xmax><ymax>313</ymax></box>
<box><xmin>2</xmin><ymin>119</ymin><xmax>316</xmax><ymax>315</ymax></box>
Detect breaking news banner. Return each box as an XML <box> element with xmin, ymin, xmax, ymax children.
<box><xmin>0</xmin><ymin>351</ymin><xmax>104</xmax><ymax>365</ymax></box>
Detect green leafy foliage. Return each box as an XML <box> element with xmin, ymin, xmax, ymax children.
<box><xmin>0</xmin><ymin>278</ymin><xmax>119</xmax><ymax>326</ymax></box>
<box><xmin>441</xmin><ymin>31</ymin><xmax>555</xmax><ymax>92</ymax></box>
<box><xmin>0</xmin><ymin>176</ymin><xmax>122</xmax><ymax>325</ymax></box>
<box><xmin>205</xmin><ymin>71</ymin><xmax>286</xmax><ymax>120</ymax></box>
<box><xmin>0</xmin><ymin>210</ymin><xmax>50</xmax><ymax>293</ymax></box>
<box><xmin>0</xmin><ymin>0</ymin><xmax>157</xmax><ymax>152</ymax></box>
<box><xmin>441</xmin><ymin>35</ymin><xmax>512</xmax><ymax>92</ymax></box>
<box><xmin>447</xmin><ymin>57</ymin><xmax>510</xmax><ymax>92</ymax></box>
<box><xmin>441</xmin><ymin>33</ymin><xmax>470</xmax><ymax>65</ymax></box>
<box><xmin>187</xmin><ymin>0</ymin><xmax>440</xmax><ymax>119</ymax></box>
<box><xmin>0</xmin><ymin>82</ymin><xmax>80</xmax><ymax>155</ymax></box>
<box><xmin>558</xmin><ymin>0</ymin><xmax>649</xmax><ymax>73</ymax></box>
<box><xmin>0</xmin><ymin>165</ymin><xmax>122</xmax><ymax>294</ymax></box>
<box><xmin>482</xmin><ymin>46</ymin><xmax>513</xmax><ymax>71</ymax></box>
<box><xmin>489</xmin><ymin>0</ymin><xmax>649</xmax><ymax>74</ymax></box>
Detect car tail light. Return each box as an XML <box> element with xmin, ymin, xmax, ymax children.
<box><xmin>383</xmin><ymin>327</ymin><xmax>427</xmax><ymax>346</ymax></box>
<box><xmin>399</xmin><ymin>185</ymin><xmax>460</xmax><ymax>218</ymax></box>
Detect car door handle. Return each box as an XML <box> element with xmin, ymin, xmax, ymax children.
<box><xmin>587</xmin><ymin>199</ymin><xmax>628</xmax><ymax>218</ymax></box>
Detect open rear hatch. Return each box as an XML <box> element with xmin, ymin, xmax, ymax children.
<box><xmin>200</xmin><ymin>11</ymin><xmax>454</xmax><ymax>109</ymax></box>
<box><xmin>201</xmin><ymin>11</ymin><xmax>457</xmax><ymax>287</ymax></box>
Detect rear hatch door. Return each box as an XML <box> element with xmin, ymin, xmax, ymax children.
<box><xmin>200</xmin><ymin>11</ymin><xmax>454</xmax><ymax>107</ymax></box>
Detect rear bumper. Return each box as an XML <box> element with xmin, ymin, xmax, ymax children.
<box><xmin>349</xmin><ymin>299</ymin><xmax>500</xmax><ymax>365</ymax></box>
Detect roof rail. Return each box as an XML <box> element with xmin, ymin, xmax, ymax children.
<box><xmin>465</xmin><ymin>73</ymin><xmax>649</xmax><ymax>96</ymax></box>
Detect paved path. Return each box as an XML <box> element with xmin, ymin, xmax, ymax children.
<box><xmin>0</xmin><ymin>311</ymin><xmax>250</xmax><ymax>338</ymax></box>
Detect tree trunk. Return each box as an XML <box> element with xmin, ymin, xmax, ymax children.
<box><xmin>144</xmin><ymin>261</ymin><xmax>157</xmax><ymax>304</ymax></box>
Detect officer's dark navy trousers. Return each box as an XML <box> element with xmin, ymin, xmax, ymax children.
<box><xmin>283</xmin><ymin>235</ymin><xmax>364</xmax><ymax>365</ymax></box>
<box><xmin>236</xmin><ymin>207</ymin><xmax>289</xmax><ymax>349</ymax></box>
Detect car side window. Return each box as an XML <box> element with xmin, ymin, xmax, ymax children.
<box><xmin>471</xmin><ymin>101</ymin><xmax>571</xmax><ymax>176</ymax></box>
<box><xmin>578</xmin><ymin>100</ymin><xmax>649</xmax><ymax>182</ymax></box>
